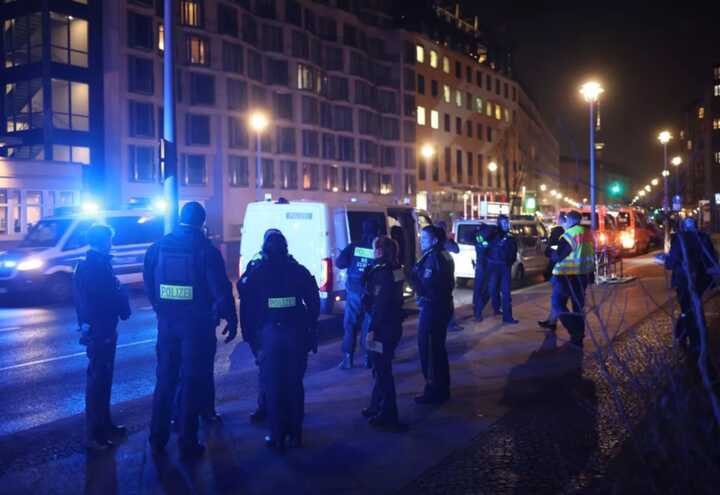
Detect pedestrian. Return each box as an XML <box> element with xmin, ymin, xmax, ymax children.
<box><xmin>664</xmin><ymin>216</ymin><xmax>718</xmax><ymax>352</ymax></box>
<box><xmin>548</xmin><ymin>210</ymin><xmax>595</xmax><ymax>349</ymax></box>
<box><xmin>144</xmin><ymin>202</ymin><xmax>237</xmax><ymax>459</ymax></box>
<box><xmin>478</xmin><ymin>215</ymin><xmax>519</xmax><ymax>324</ymax></box>
<box><xmin>361</xmin><ymin>236</ymin><xmax>405</xmax><ymax>429</ymax></box>
<box><xmin>410</xmin><ymin>225</ymin><xmax>455</xmax><ymax>404</ymax></box>
<box><xmin>336</xmin><ymin>219</ymin><xmax>380</xmax><ymax>369</ymax></box>
<box><xmin>237</xmin><ymin>228</ymin><xmax>282</xmax><ymax>424</ymax></box>
<box><xmin>472</xmin><ymin>223</ymin><xmax>494</xmax><ymax>321</ymax></box>
<box><xmin>240</xmin><ymin>230</ymin><xmax>320</xmax><ymax>451</ymax></box>
<box><xmin>73</xmin><ymin>223</ymin><xmax>131</xmax><ymax>451</ymax></box>
<box><xmin>538</xmin><ymin>213</ymin><xmax>566</xmax><ymax>331</ymax></box>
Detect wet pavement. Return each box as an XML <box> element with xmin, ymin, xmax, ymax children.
<box><xmin>0</xmin><ymin>251</ymin><xmax>696</xmax><ymax>494</ymax></box>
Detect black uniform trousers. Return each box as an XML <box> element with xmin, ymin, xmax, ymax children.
<box><xmin>342</xmin><ymin>290</ymin><xmax>367</xmax><ymax>358</ymax></box>
<box><xmin>85</xmin><ymin>323</ymin><xmax>118</xmax><ymax>441</ymax></box>
<box><xmin>368</xmin><ymin>345</ymin><xmax>399</xmax><ymax>422</ymax></box>
<box><xmin>417</xmin><ymin>305</ymin><xmax>452</xmax><ymax>400</ymax></box>
<box><xmin>551</xmin><ymin>275</ymin><xmax>589</xmax><ymax>340</ymax></box>
<box><xmin>260</xmin><ymin>322</ymin><xmax>308</xmax><ymax>441</ymax></box>
<box><xmin>487</xmin><ymin>261</ymin><xmax>513</xmax><ymax>320</ymax></box>
<box><xmin>250</xmin><ymin>345</ymin><xmax>267</xmax><ymax>414</ymax></box>
<box><xmin>473</xmin><ymin>261</ymin><xmax>489</xmax><ymax>319</ymax></box>
<box><xmin>675</xmin><ymin>285</ymin><xmax>707</xmax><ymax>347</ymax></box>
<box><xmin>150</xmin><ymin>315</ymin><xmax>214</xmax><ymax>448</ymax></box>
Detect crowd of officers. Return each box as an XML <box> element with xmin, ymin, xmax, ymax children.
<box><xmin>72</xmin><ymin>202</ymin><xmax>717</xmax><ymax>457</ymax></box>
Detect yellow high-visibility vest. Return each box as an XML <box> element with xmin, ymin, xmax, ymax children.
<box><xmin>552</xmin><ymin>225</ymin><xmax>595</xmax><ymax>275</ymax></box>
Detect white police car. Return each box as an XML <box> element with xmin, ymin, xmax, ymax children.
<box><xmin>0</xmin><ymin>209</ymin><xmax>163</xmax><ymax>301</ymax></box>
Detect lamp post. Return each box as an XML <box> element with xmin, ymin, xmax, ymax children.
<box><xmin>162</xmin><ymin>0</ymin><xmax>178</xmax><ymax>233</ymax></box>
<box><xmin>249</xmin><ymin>111</ymin><xmax>269</xmax><ymax>202</ymax></box>
<box><xmin>580</xmin><ymin>81</ymin><xmax>604</xmax><ymax>232</ymax></box>
<box><xmin>671</xmin><ymin>155</ymin><xmax>682</xmax><ymax>202</ymax></box>
<box><xmin>658</xmin><ymin>130</ymin><xmax>672</xmax><ymax>252</ymax></box>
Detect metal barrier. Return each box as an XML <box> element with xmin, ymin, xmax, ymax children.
<box><xmin>595</xmin><ymin>248</ymin><xmax>635</xmax><ymax>284</ymax></box>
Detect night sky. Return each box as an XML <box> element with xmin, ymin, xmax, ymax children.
<box><xmin>465</xmin><ymin>2</ymin><xmax>720</xmax><ymax>184</ymax></box>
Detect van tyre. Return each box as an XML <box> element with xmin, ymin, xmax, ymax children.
<box><xmin>47</xmin><ymin>273</ymin><xmax>73</xmax><ymax>302</ymax></box>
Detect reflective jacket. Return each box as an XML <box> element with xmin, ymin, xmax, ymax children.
<box><xmin>552</xmin><ymin>225</ymin><xmax>595</xmax><ymax>276</ymax></box>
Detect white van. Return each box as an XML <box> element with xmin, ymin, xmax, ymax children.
<box><xmin>451</xmin><ymin>217</ymin><xmax>549</xmax><ymax>286</ymax></box>
<box><xmin>0</xmin><ymin>209</ymin><xmax>164</xmax><ymax>301</ymax></box>
<box><xmin>239</xmin><ymin>199</ymin><xmax>431</xmax><ymax>314</ymax></box>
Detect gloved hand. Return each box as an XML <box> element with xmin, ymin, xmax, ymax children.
<box><xmin>222</xmin><ymin>321</ymin><xmax>238</xmax><ymax>343</ymax></box>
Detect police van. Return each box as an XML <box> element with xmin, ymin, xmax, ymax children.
<box><xmin>451</xmin><ymin>216</ymin><xmax>549</xmax><ymax>286</ymax></box>
<box><xmin>0</xmin><ymin>209</ymin><xmax>163</xmax><ymax>301</ymax></box>
<box><xmin>239</xmin><ymin>199</ymin><xmax>431</xmax><ymax>314</ymax></box>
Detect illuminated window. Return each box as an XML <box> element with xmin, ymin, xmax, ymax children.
<box><xmin>442</xmin><ymin>56</ymin><xmax>450</xmax><ymax>74</ymax></box>
<box><xmin>687</xmin><ymin>140</ymin><xmax>692</xmax><ymax>150</ymax></box>
<box><xmin>716</xmin><ymin>152</ymin><xmax>720</xmax><ymax>164</ymax></box>
<box><xmin>714</xmin><ymin>118</ymin><xmax>720</xmax><ymax>130</ymax></box>
<box><xmin>455</xmin><ymin>89</ymin><xmax>462</xmax><ymax>108</ymax></box>
<box><xmin>3</xmin><ymin>14</ymin><xmax>43</xmax><ymax>68</ymax></box>
<box><xmin>698</xmin><ymin>107</ymin><xmax>705</xmax><ymax>119</ymax></box>
<box><xmin>429</xmin><ymin>50</ymin><xmax>438</xmax><ymax>68</ymax></box>
<box><xmin>50</xmin><ymin>12</ymin><xmax>88</xmax><ymax>67</ymax></box>
<box><xmin>430</xmin><ymin>109</ymin><xmax>439</xmax><ymax>129</ymax></box>
<box><xmin>158</xmin><ymin>24</ymin><xmax>164</xmax><ymax>51</ymax></box>
<box><xmin>180</xmin><ymin>0</ymin><xmax>203</xmax><ymax>27</ymax></box>
<box><xmin>416</xmin><ymin>105</ymin><xmax>426</xmax><ymax>126</ymax></box>
<box><xmin>486</xmin><ymin>101</ymin><xmax>493</xmax><ymax>118</ymax></box>
<box><xmin>51</xmin><ymin>79</ymin><xmax>89</xmax><ymax>131</ymax></box>
<box><xmin>475</xmin><ymin>96</ymin><xmax>483</xmax><ymax>113</ymax></box>
<box><xmin>186</xmin><ymin>35</ymin><xmax>209</xmax><ymax>65</ymax></box>
<box><xmin>415</xmin><ymin>44</ymin><xmax>424</xmax><ymax>63</ymax></box>
<box><xmin>495</xmin><ymin>104</ymin><xmax>502</xmax><ymax>120</ymax></box>
<box><xmin>297</xmin><ymin>63</ymin><xmax>316</xmax><ymax>91</ymax></box>
<box><xmin>443</xmin><ymin>84</ymin><xmax>450</xmax><ymax>103</ymax></box>
<box><xmin>715</xmin><ymin>84</ymin><xmax>720</xmax><ymax>97</ymax></box>
<box><xmin>504</xmin><ymin>108</ymin><xmax>510</xmax><ymax>122</ymax></box>
<box><xmin>715</xmin><ymin>66</ymin><xmax>720</xmax><ymax>80</ymax></box>
<box><xmin>4</xmin><ymin>79</ymin><xmax>43</xmax><ymax>132</ymax></box>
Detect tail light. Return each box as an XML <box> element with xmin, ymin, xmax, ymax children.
<box><xmin>319</xmin><ymin>257</ymin><xmax>333</xmax><ymax>293</ymax></box>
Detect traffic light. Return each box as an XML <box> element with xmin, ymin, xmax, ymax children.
<box><xmin>609</xmin><ymin>181</ymin><xmax>623</xmax><ymax>197</ymax></box>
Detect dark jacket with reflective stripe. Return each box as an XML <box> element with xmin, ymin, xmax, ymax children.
<box><xmin>336</xmin><ymin>236</ymin><xmax>375</xmax><ymax>294</ymax></box>
<box><xmin>410</xmin><ymin>246</ymin><xmax>455</xmax><ymax>314</ymax></box>
<box><xmin>143</xmin><ymin>225</ymin><xmax>237</xmax><ymax>326</ymax></box>
<box><xmin>362</xmin><ymin>261</ymin><xmax>404</xmax><ymax>347</ymax></box>
<box><xmin>74</xmin><ymin>250</ymin><xmax>131</xmax><ymax>329</ymax></box>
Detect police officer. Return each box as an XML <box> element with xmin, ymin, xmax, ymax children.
<box><xmin>74</xmin><ymin>224</ymin><xmax>131</xmax><ymax>451</ymax></box>
<box><xmin>336</xmin><ymin>219</ymin><xmax>380</xmax><ymax>369</ymax></box>
<box><xmin>240</xmin><ymin>231</ymin><xmax>320</xmax><ymax>451</ymax></box>
<box><xmin>237</xmin><ymin>228</ymin><xmax>282</xmax><ymax>423</ymax></box>
<box><xmin>144</xmin><ymin>202</ymin><xmax>237</xmax><ymax>458</ymax></box>
<box><xmin>361</xmin><ymin>236</ymin><xmax>405</xmax><ymax>428</ymax></box>
<box><xmin>411</xmin><ymin>225</ymin><xmax>455</xmax><ymax>404</ymax></box>
<box><xmin>538</xmin><ymin>213</ymin><xmax>566</xmax><ymax>330</ymax></box>
<box><xmin>549</xmin><ymin>210</ymin><xmax>595</xmax><ymax>349</ymax></box>
<box><xmin>664</xmin><ymin>216</ymin><xmax>718</xmax><ymax>351</ymax></box>
<box><xmin>481</xmin><ymin>215</ymin><xmax>519</xmax><ymax>324</ymax></box>
<box><xmin>472</xmin><ymin>223</ymin><xmax>494</xmax><ymax>321</ymax></box>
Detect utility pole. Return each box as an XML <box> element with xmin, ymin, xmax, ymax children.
<box><xmin>162</xmin><ymin>0</ymin><xmax>179</xmax><ymax>233</ymax></box>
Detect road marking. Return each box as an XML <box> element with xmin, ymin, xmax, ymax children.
<box><xmin>0</xmin><ymin>338</ymin><xmax>156</xmax><ymax>373</ymax></box>
<box><xmin>0</xmin><ymin>327</ymin><xmax>21</xmax><ymax>333</ymax></box>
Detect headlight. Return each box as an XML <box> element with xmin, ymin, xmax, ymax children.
<box><xmin>17</xmin><ymin>258</ymin><xmax>44</xmax><ymax>271</ymax></box>
<box><xmin>620</xmin><ymin>231</ymin><xmax>635</xmax><ymax>249</ymax></box>
<box><xmin>2</xmin><ymin>260</ymin><xmax>17</xmax><ymax>268</ymax></box>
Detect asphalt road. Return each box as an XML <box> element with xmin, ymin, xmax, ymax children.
<box><xmin>0</xmin><ymin>252</ymin><xmax>663</xmax><ymax>446</ymax></box>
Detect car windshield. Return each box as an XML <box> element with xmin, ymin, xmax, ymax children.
<box><xmin>20</xmin><ymin>219</ymin><xmax>73</xmax><ymax>248</ymax></box>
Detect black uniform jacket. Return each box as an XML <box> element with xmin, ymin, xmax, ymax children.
<box><xmin>410</xmin><ymin>246</ymin><xmax>455</xmax><ymax>314</ymax></box>
<box><xmin>74</xmin><ymin>250</ymin><xmax>131</xmax><ymax>330</ymax></box>
<box><xmin>362</xmin><ymin>261</ymin><xmax>404</xmax><ymax>348</ymax></box>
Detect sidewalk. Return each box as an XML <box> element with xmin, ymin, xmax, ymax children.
<box><xmin>0</xmin><ymin>260</ymin><xmax>674</xmax><ymax>494</ymax></box>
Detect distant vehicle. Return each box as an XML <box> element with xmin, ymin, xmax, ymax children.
<box><xmin>559</xmin><ymin>206</ymin><xmax>620</xmax><ymax>254</ymax></box>
<box><xmin>613</xmin><ymin>208</ymin><xmax>653</xmax><ymax>255</ymax></box>
<box><xmin>0</xmin><ymin>210</ymin><xmax>163</xmax><ymax>301</ymax></box>
<box><xmin>451</xmin><ymin>216</ymin><xmax>549</xmax><ymax>286</ymax></box>
<box><xmin>239</xmin><ymin>199</ymin><xmax>431</xmax><ymax>314</ymax></box>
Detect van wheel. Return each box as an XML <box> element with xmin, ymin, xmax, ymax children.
<box><xmin>47</xmin><ymin>273</ymin><xmax>73</xmax><ymax>302</ymax></box>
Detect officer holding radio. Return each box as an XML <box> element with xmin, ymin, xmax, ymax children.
<box><xmin>144</xmin><ymin>202</ymin><xmax>237</xmax><ymax>459</ymax></box>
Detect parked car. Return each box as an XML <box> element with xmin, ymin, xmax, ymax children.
<box><xmin>0</xmin><ymin>210</ymin><xmax>163</xmax><ymax>301</ymax></box>
<box><xmin>240</xmin><ymin>199</ymin><xmax>431</xmax><ymax>314</ymax></box>
<box><xmin>450</xmin><ymin>216</ymin><xmax>549</xmax><ymax>286</ymax></box>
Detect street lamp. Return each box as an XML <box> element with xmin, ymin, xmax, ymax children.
<box><xmin>671</xmin><ymin>155</ymin><xmax>682</xmax><ymax>201</ymax></box>
<box><xmin>249</xmin><ymin>111</ymin><xmax>269</xmax><ymax>201</ymax></box>
<box><xmin>488</xmin><ymin>161</ymin><xmax>498</xmax><ymax>172</ymax></box>
<box><xmin>651</xmin><ymin>178</ymin><xmax>659</xmax><ymax>186</ymax></box>
<box><xmin>580</xmin><ymin>80</ymin><xmax>604</xmax><ymax>231</ymax></box>
<box><xmin>658</xmin><ymin>130</ymin><xmax>672</xmax><ymax>252</ymax></box>
<box><xmin>644</xmin><ymin>185</ymin><xmax>651</xmax><ymax>192</ymax></box>
<box><xmin>540</xmin><ymin>184</ymin><xmax>547</xmax><ymax>192</ymax></box>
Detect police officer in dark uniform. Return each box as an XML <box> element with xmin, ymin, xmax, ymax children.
<box><xmin>237</xmin><ymin>228</ymin><xmax>282</xmax><ymax>423</ymax></box>
<box><xmin>144</xmin><ymin>202</ymin><xmax>237</xmax><ymax>458</ymax></box>
<box><xmin>240</xmin><ymin>231</ymin><xmax>320</xmax><ymax>451</ymax></box>
<box><xmin>336</xmin><ymin>219</ymin><xmax>380</xmax><ymax>369</ymax></box>
<box><xmin>411</xmin><ymin>225</ymin><xmax>455</xmax><ymax>404</ymax></box>
<box><xmin>361</xmin><ymin>236</ymin><xmax>405</xmax><ymax>428</ymax></box>
<box><xmin>74</xmin><ymin>224</ymin><xmax>131</xmax><ymax>451</ymax></box>
<box><xmin>472</xmin><ymin>223</ymin><xmax>494</xmax><ymax>321</ymax></box>
<box><xmin>539</xmin><ymin>213</ymin><xmax>566</xmax><ymax>330</ymax></box>
<box><xmin>481</xmin><ymin>215</ymin><xmax>519</xmax><ymax>324</ymax></box>
<box><xmin>664</xmin><ymin>216</ymin><xmax>718</xmax><ymax>351</ymax></box>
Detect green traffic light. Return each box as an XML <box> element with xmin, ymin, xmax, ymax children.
<box><xmin>610</xmin><ymin>182</ymin><xmax>622</xmax><ymax>195</ymax></box>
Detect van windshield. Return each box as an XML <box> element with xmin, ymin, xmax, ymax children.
<box><xmin>617</xmin><ymin>212</ymin><xmax>631</xmax><ymax>229</ymax></box>
<box><xmin>20</xmin><ymin>219</ymin><xmax>73</xmax><ymax>248</ymax></box>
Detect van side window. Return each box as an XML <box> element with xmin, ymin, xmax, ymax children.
<box><xmin>106</xmin><ymin>216</ymin><xmax>164</xmax><ymax>246</ymax></box>
<box><xmin>63</xmin><ymin>220</ymin><xmax>93</xmax><ymax>251</ymax></box>
<box><xmin>347</xmin><ymin>211</ymin><xmax>387</xmax><ymax>243</ymax></box>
